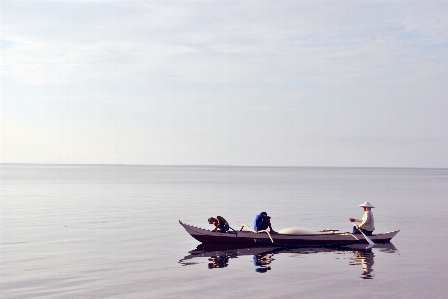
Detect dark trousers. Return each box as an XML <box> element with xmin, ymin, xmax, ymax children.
<box><xmin>218</xmin><ymin>223</ymin><xmax>229</xmax><ymax>233</ymax></box>
<box><xmin>352</xmin><ymin>227</ymin><xmax>373</xmax><ymax>236</ymax></box>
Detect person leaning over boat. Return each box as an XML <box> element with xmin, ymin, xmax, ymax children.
<box><xmin>349</xmin><ymin>201</ymin><xmax>375</xmax><ymax>236</ymax></box>
<box><xmin>254</xmin><ymin>212</ymin><xmax>277</xmax><ymax>234</ymax></box>
<box><xmin>208</xmin><ymin>216</ymin><xmax>229</xmax><ymax>233</ymax></box>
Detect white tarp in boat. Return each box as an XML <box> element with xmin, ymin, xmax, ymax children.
<box><xmin>278</xmin><ymin>227</ymin><xmax>321</xmax><ymax>235</ymax></box>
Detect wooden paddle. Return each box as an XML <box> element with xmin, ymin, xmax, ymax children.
<box><xmin>353</xmin><ymin>223</ymin><xmax>375</xmax><ymax>246</ymax></box>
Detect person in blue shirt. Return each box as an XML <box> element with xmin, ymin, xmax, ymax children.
<box><xmin>253</xmin><ymin>212</ymin><xmax>277</xmax><ymax>233</ymax></box>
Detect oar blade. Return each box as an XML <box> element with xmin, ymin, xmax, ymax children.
<box><xmin>365</xmin><ymin>236</ymin><xmax>375</xmax><ymax>246</ymax></box>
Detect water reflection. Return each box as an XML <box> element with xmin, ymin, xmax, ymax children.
<box><xmin>179</xmin><ymin>243</ymin><xmax>398</xmax><ymax>278</ymax></box>
<box><xmin>350</xmin><ymin>249</ymin><xmax>375</xmax><ymax>279</ymax></box>
<box><xmin>253</xmin><ymin>252</ymin><xmax>274</xmax><ymax>273</ymax></box>
<box><xmin>208</xmin><ymin>255</ymin><xmax>230</xmax><ymax>269</ymax></box>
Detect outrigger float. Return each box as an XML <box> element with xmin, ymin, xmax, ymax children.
<box><xmin>179</xmin><ymin>220</ymin><xmax>399</xmax><ymax>247</ymax></box>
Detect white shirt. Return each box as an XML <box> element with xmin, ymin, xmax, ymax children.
<box><xmin>360</xmin><ymin>210</ymin><xmax>375</xmax><ymax>231</ymax></box>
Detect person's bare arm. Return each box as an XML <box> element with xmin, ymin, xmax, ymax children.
<box><xmin>349</xmin><ymin>218</ymin><xmax>362</xmax><ymax>222</ymax></box>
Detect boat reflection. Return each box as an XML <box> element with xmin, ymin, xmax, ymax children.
<box><xmin>179</xmin><ymin>243</ymin><xmax>398</xmax><ymax>278</ymax></box>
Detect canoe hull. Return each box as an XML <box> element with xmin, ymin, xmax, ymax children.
<box><xmin>179</xmin><ymin>220</ymin><xmax>399</xmax><ymax>246</ymax></box>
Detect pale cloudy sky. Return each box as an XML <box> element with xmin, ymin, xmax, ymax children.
<box><xmin>1</xmin><ymin>0</ymin><xmax>447</xmax><ymax>167</ymax></box>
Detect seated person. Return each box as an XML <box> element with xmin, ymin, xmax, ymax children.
<box><xmin>208</xmin><ymin>216</ymin><xmax>229</xmax><ymax>233</ymax></box>
<box><xmin>349</xmin><ymin>201</ymin><xmax>375</xmax><ymax>236</ymax></box>
<box><xmin>253</xmin><ymin>212</ymin><xmax>277</xmax><ymax>233</ymax></box>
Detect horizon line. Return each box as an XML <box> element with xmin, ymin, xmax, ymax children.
<box><xmin>0</xmin><ymin>162</ymin><xmax>446</xmax><ymax>171</ymax></box>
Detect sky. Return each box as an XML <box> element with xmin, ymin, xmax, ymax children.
<box><xmin>1</xmin><ymin>0</ymin><xmax>447</xmax><ymax>167</ymax></box>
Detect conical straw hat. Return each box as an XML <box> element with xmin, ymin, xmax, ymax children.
<box><xmin>359</xmin><ymin>201</ymin><xmax>375</xmax><ymax>208</ymax></box>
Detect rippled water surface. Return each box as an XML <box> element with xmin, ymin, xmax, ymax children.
<box><xmin>1</xmin><ymin>164</ymin><xmax>447</xmax><ymax>298</ymax></box>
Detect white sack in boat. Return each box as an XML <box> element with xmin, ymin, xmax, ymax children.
<box><xmin>278</xmin><ymin>227</ymin><xmax>320</xmax><ymax>235</ymax></box>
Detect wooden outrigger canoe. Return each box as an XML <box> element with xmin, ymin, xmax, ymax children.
<box><xmin>179</xmin><ymin>220</ymin><xmax>399</xmax><ymax>247</ymax></box>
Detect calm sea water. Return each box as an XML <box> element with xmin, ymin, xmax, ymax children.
<box><xmin>1</xmin><ymin>164</ymin><xmax>447</xmax><ymax>298</ymax></box>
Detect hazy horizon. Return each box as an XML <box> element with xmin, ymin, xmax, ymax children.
<box><xmin>2</xmin><ymin>163</ymin><xmax>447</xmax><ymax>170</ymax></box>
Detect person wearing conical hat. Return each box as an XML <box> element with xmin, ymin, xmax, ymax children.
<box><xmin>349</xmin><ymin>202</ymin><xmax>375</xmax><ymax>236</ymax></box>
